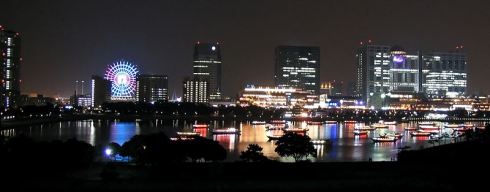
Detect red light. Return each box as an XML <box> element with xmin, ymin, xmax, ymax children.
<box><xmin>360</xmin><ymin>41</ymin><xmax>363</xmax><ymax>45</ymax></box>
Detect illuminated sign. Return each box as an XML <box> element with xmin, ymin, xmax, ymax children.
<box><xmin>392</xmin><ymin>55</ymin><xmax>404</xmax><ymax>64</ymax></box>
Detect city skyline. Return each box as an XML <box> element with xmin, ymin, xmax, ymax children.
<box><xmin>1</xmin><ymin>0</ymin><xmax>489</xmax><ymax>98</ymax></box>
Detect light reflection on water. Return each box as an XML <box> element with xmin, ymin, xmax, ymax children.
<box><xmin>2</xmin><ymin>120</ymin><xmax>487</xmax><ymax>162</ymax></box>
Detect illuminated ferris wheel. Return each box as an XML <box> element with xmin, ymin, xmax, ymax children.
<box><xmin>104</xmin><ymin>60</ymin><xmax>139</xmax><ymax>100</ymax></box>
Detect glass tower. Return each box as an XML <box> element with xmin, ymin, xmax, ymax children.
<box><xmin>275</xmin><ymin>46</ymin><xmax>320</xmax><ymax>94</ymax></box>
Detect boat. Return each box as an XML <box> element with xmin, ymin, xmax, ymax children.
<box><xmin>265</xmin><ymin>124</ymin><xmax>286</xmax><ymax>130</ymax></box>
<box><xmin>283</xmin><ymin>128</ymin><xmax>309</xmax><ymax>133</ymax></box>
<box><xmin>192</xmin><ymin>124</ymin><xmax>209</xmax><ymax>128</ymax></box>
<box><xmin>325</xmin><ymin>121</ymin><xmax>337</xmax><ymax>124</ymax></box>
<box><xmin>410</xmin><ymin>131</ymin><xmax>431</xmax><ymax>137</ymax></box>
<box><xmin>356</xmin><ymin>126</ymin><xmax>376</xmax><ymax>131</ymax></box>
<box><xmin>344</xmin><ymin>120</ymin><xmax>357</xmax><ymax>123</ymax></box>
<box><xmin>419</xmin><ymin>125</ymin><xmax>440</xmax><ymax>130</ymax></box>
<box><xmin>418</xmin><ymin>122</ymin><xmax>435</xmax><ymax>126</ymax></box>
<box><xmin>307</xmin><ymin>121</ymin><xmax>323</xmax><ymax>125</ymax></box>
<box><xmin>266</xmin><ymin>134</ymin><xmax>283</xmax><ymax>140</ymax></box>
<box><xmin>311</xmin><ymin>139</ymin><xmax>331</xmax><ymax>145</ymax></box>
<box><xmin>382</xmin><ymin>132</ymin><xmax>403</xmax><ymax>139</ymax></box>
<box><xmin>270</xmin><ymin>120</ymin><xmax>286</xmax><ymax>124</ymax></box>
<box><xmin>252</xmin><ymin>121</ymin><xmax>266</xmax><ymax>125</ymax></box>
<box><xmin>382</xmin><ymin>121</ymin><xmax>397</xmax><ymax>125</ymax></box>
<box><xmin>476</xmin><ymin>126</ymin><xmax>486</xmax><ymax>130</ymax></box>
<box><xmin>404</xmin><ymin>127</ymin><xmax>417</xmax><ymax>131</ymax></box>
<box><xmin>176</xmin><ymin>131</ymin><xmax>200</xmax><ymax>137</ymax></box>
<box><xmin>463</xmin><ymin>124</ymin><xmax>474</xmax><ymax>128</ymax></box>
<box><xmin>444</xmin><ymin>124</ymin><xmax>461</xmax><ymax>128</ymax></box>
<box><xmin>371</xmin><ymin>123</ymin><xmax>388</xmax><ymax>129</ymax></box>
<box><xmin>212</xmin><ymin>128</ymin><xmax>241</xmax><ymax>134</ymax></box>
<box><xmin>372</xmin><ymin>136</ymin><xmax>398</xmax><ymax>142</ymax></box>
<box><xmin>353</xmin><ymin>130</ymin><xmax>369</xmax><ymax>135</ymax></box>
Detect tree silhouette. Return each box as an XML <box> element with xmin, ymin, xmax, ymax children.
<box><xmin>240</xmin><ymin>144</ymin><xmax>269</xmax><ymax>162</ymax></box>
<box><xmin>275</xmin><ymin>132</ymin><xmax>316</xmax><ymax>162</ymax></box>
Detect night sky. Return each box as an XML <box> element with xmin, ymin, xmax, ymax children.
<box><xmin>1</xmin><ymin>0</ymin><xmax>489</xmax><ymax>98</ymax></box>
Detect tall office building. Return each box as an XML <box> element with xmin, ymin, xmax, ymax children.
<box><xmin>422</xmin><ymin>51</ymin><xmax>467</xmax><ymax>97</ymax></box>
<box><xmin>275</xmin><ymin>46</ymin><xmax>320</xmax><ymax>94</ymax></box>
<box><xmin>136</xmin><ymin>74</ymin><xmax>168</xmax><ymax>103</ymax></box>
<box><xmin>183</xmin><ymin>77</ymin><xmax>209</xmax><ymax>103</ymax></box>
<box><xmin>388</xmin><ymin>47</ymin><xmax>421</xmax><ymax>94</ymax></box>
<box><xmin>1</xmin><ymin>26</ymin><xmax>21</xmax><ymax>109</ymax></box>
<box><xmin>356</xmin><ymin>44</ymin><xmax>391</xmax><ymax>106</ymax></box>
<box><xmin>91</xmin><ymin>75</ymin><xmax>111</xmax><ymax>108</ymax></box>
<box><xmin>193</xmin><ymin>42</ymin><xmax>222</xmax><ymax>100</ymax></box>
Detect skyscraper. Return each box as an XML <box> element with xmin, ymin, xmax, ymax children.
<box><xmin>91</xmin><ymin>75</ymin><xmax>111</xmax><ymax>108</ymax></box>
<box><xmin>193</xmin><ymin>42</ymin><xmax>222</xmax><ymax>100</ymax></box>
<box><xmin>136</xmin><ymin>74</ymin><xmax>168</xmax><ymax>103</ymax></box>
<box><xmin>422</xmin><ymin>51</ymin><xmax>467</xmax><ymax>97</ymax></box>
<box><xmin>388</xmin><ymin>47</ymin><xmax>421</xmax><ymax>94</ymax></box>
<box><xmin>356</xmin><ymin>44</ymin><xmax>391</xmax><ymax>107</ymax></box>
<box><xmin>275</xmin><ymin>46</ymin><xmax>320</xmax><ymax>94</ymax></box>
<box><xmin>183</xmin><ymin>77</ymin><xmax>209</xmax><ymax>103</ymax></box>
<box><xmin>0</xmin><ymin>26</ymin><xmax>21</xmax><ymax>109</ymax></box>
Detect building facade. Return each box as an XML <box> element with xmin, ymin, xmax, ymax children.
<box><xmin>91</xmin><ymin>75</ymin><xmax>111</xmax><ymax>108</ymax></box>
<box><xmin>356</xmin><ymin>44</ymin><xmax>391</xmax><ymax>107</ymax></box>
<box><xmin>1</xmin><ymin>26</ymin><xmax>21</xmax><ymax>109</ymax></box>
<box><xmin>238</xmin><ymin>85</ymin><xmax>312</xmax><ymax>108</ymax></box>
<box><xmin>422</xmin><ymin>51</ymin><xmax>467</xmax><ymax>98</ymax></box>
<box><xmin>275</xmin><ymin>46</ymin><xmax>320</xmax><ymax>94</ymax></box>
<box><xmin>183</xmin><ymin>77</ymin><xmax>209</xmax><ymax>103</ymax></box>
<box><xmin>193</xmin><ymin>42</ymin><xmax>222</xmax><ymax>100</ymax></box>
<box><xmin>136</xmin><ymin>74</ymin><xmax>168</xmax><ymax>103</ymax></box>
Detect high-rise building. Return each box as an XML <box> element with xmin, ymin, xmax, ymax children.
<box><xmin>275</xmin><ymin>46</ymin><xmax>320</xmax><ymax>94</ymax></box>
<box><xmin>1</xmin><ymin>26</ymin><xmax>21</xmax><ymax>109</ymax></box>
<box><xmin>91</xmin><ymin>75</ymin><xmax>111</xmax><ymax>108</ymax></box>
<box><xmin>422</xmin><ymin>51</ymin><xmax>467</xmax><ymax>97</ymax></box>
<box><xmin>183</xmin><ymin>77</ymin><xmax>209</xmax><ymax>103</ymax></box>
<box><xmin>193</xmin><ymin>42</ymin><xmax>222</xmax><ymax>100</ymax></box>
<box><xmin>136</xmin><ymin>74</ymin><xmax>168</xmax><ymax>103</ymax></box>
<box><xmin>356</xmin><ymin>44</ymin><xmax>391</xmax><ymax>107</ymax></box>
<box><xmin>388</xmin><ymin>47</ymin><xmax>421</xmax><ymax>94</ymax></box>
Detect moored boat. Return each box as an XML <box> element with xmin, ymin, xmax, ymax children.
<box><xmin>212</xmin><ymin>128</ymin><xmax>240</xmax><ymax>134</ymax></box>
<box><xmin>307</xmin><ymin>121</ymin><xmax>323</xmax><ymax>125</ymax></box>
<box><xmin>344</xmin><ymin>120</ymin><xmax>357</xmax><ymax>123</ymax></box>
<box><xmin>404</xmin><ymin>127</ymin><xmax>417</xmax><ymax>131</ymax></box>
<box><xmin>270</xmin><ymin>120</ymin><xmax>286</xmax><ymax>124</ymax></box>
<box><xmin>325</xmin><ymin>121</ymin><xmax>337</xmax><ymax>124</ymax></box>
<box><xmin>192</xmin><ymin>124</ymin><xmax>209</xmax><ymax>128</ymax></box>
<box><xmin>353</xmin><ymin>130</ymin><xmax>369</xmax><ymax>135</ymax></box>
<box><xmin>252</xmin><ymin>121</ymin><xmax>267</xmax><ymax>125</ymax></box>
<box><xmin>266</xmin><ymin>134</ymin><xmax>283</xmax><ymax>140</ymax></box>
<box><xmin>418</xmin><ymin>122</ymin><xmax>435</xmax><ymax>126</ymax></box>
<box><xmin>444</xmin><ymin>124</ymin><xmax>461</xmax><ymax>128</ymax></box>
<box><xmin>382</xmin><ymin>121</ymin><xmax>397</xmax><ymax>125</ymax></box>
<box><xmin>410</xmin><ymin>131</ymin><xmax>431</xmax><ymax>137</ymax></box>
<box><xmin>283</xmin><ymin>128</ymin><xmax>309</xmax><ymax>133</ymax></box>
<box><xmin>176</xmin><ymin>131</ymin><xmax>200</xmax><ymax>137</ymax></box>
<box><xmin>265</xmin><ymin>124</ymin><xmax>286</xmax><ymax>130</ymax></box>
<box><xmin>419</xmin><ymin>125</ymin><xmax>440</xmax><ymax>130</ymax></box>
<box><xmin>356</xmin><ymin>126</ymin><xmax>376</xmax><ymax>131</ymax></box>
<box><xmin>372</xmin><ymin>136</ymin><xmax>398</xmax><ymax>142</ymax></box>
<box><xmin>371</xmin><ymin>123</ymin><xmax>388</xmax><ymax>129</ymax></box>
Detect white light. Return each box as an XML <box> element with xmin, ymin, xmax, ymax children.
<box><xmin>105</xmin><ymin>148</ymin><xmax>113</xmax><ymax>156</ymax></box>
<box><xmin>212</xmin><ymin>46</ymin><xmax>216</xmax><ymax>51</ymax></box>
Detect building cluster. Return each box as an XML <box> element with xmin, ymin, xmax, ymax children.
<box><xmin>0</xmin><ymin>24</ymin><xmax>484</xmax><ymax>113</ymax></box>
<box><xmin>356</xmin><ymin>42</ymin><xmax>468</xmax><ymax>109</ymax></box>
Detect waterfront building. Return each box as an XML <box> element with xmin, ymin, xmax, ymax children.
<box><xmin>238</xmin><ymin>85</ymin><xmax>313</xmax><ymax>108</ymax></box>
<box><xmin>91</xmin><ymin>75</ymin><xmax>111</xmax><ymax>108</ymax></box>
<box><xmin>1</xmin><ymin>26</ymin><xmax>21</xmax><ymax>108</ymax></box>
<box><xmin>422</xmin><ymin>51</ymin><xmax>467</xmax><ymax>98</ymax></box>
<box><xmin>183</xmin><ymin>77</ymin><xmax>209</xmax><ymax>103</ymax></box>
<box><xmin>136</xmin><ymin>74</ymin><xmax>168</xmax><ymax>103</ymax></box>
<box><xmin>275</xmin><ymin>46</ymin><xmax>320</xmax><ymax>94</ymax></box>
<box><xmin>193</xmin><ymin>42</ymin><xmax>222</xmax><ymax>101</ymax></box>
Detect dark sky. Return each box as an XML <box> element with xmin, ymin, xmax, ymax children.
<box><xmin>1</xmin><ymin>0</ymin><xmax>489</xmax><ymax>98</ymax></box>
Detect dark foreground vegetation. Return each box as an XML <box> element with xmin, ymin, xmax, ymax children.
<box><xmin>1</xmin><ymin>127</ymin><xmax>489</xmax><ymax>191</ymax></box>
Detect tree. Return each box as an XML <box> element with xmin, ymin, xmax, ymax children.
<box><xmin>274</xmin><ymin>133</ymin><xmax>316</xmax><ymax>162</ymax></box>
<box><xmin>240</xmin><ymin>144</ymin><xmax>269</xmax><ymax>162</ymax></box>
